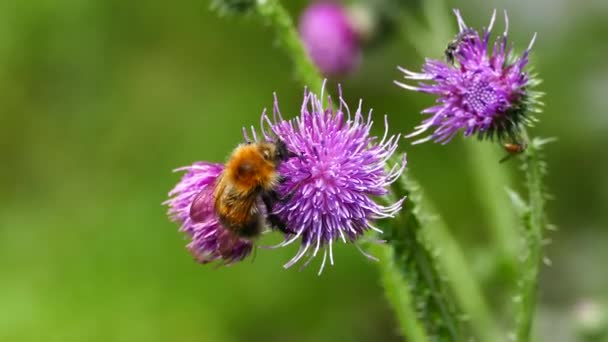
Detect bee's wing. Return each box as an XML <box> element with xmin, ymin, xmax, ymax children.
<box><xmin>189</xmin><ymin>186</ymin><xmax>217</xmax><ymax>223</ymax></box>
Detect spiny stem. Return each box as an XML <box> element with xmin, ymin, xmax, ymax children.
<box><xmin>379</xmin><ymin>169</ymin><xmax>465</xmax><ymax>341</ymax></box>
<box><xmin>464</xmin><ymin>140</ymin><xmax>520</xmax><ymax>274</ymax></box>
<box><xmin>398</xmin><ymin>174</ymin><xmax>503</xmax><ymax>342</ymax></box>
<box><xmin>255</xmin><ymin>0</ymin><xmax>324</xmax><ymax>94</ymax></box>
<box><xmin>515</xmin><ymin>132</ymin><xmax>550</xmax><ymax>342</ymax></box>
<box><xmin>372</xmin><ymin>243</ymin><xmax>429</xmax><ymax>342</ymax></box>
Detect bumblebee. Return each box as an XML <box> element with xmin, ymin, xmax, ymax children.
<box><xmin>190</xmin><ymin>139</ymin><xmax>294</xmax><ymax>242</ymax></box>
<box><xmin>445</xmin><ymin>29</ymin><xmax>476</xmax><ymax>65</ymax></box>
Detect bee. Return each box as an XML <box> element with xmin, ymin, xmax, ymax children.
<box><xmin>499</xmin><ymin>141</ymin><xmax>527</xmax><ymax>163</ymax></box>
<box><xmin>189</xmin><ymin>139</ymin><xmax>294</xmax><ymax>256</ymax></box>
<box><xmin>445</xmin><ymin>29</ymin><xmax>476</xmax><ymax>65</ymax></box>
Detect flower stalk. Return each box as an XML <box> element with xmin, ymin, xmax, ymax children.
<box><xmin>372</xmin><ymin>242</ymin><xmax>429</xmax><ymax>342</ymax></box>
<box><xmin>385</xmin><ymin>170</ymin><xmax>502</xmax><ymax>342</ymax></box>
<box><xmin>375</xmin><ymin>168</ymin><xmax>463</xmax><ymax>341</ymax></box>
<box><xmin>515</xmin><ymin>133</ymin><xmax>553</xmax><ymax>342</ymax></box>
<box><xmin>464</xmin><ymin>140</ymin><xmax>520</xmax><ymax>274</ymax></box>
<box><xmin>255</xmin><ymin>0</ymin><xmax>324</xmax><ymax>94</ymax></box>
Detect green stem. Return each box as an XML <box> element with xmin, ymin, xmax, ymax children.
<box><xmin>515</xmin><ymin>132</ymin><xmax>549</xmax><ymax>342</ymax></box>
<box><xmin>372</xmin><ymin>243</ymin><xmax>429</xmax><ymax>342</ymax></box>
<box><xmin>255</xmin><ymin>0</ymin><xmax>324</xmax><ymax>94</ymax></box>
<box><xmin>398</xmin><ymin>174</ymin><xmax>502</xmax><ymax>342</ymax></box>
<box><xmin>464</xmin><ymin>140</ymin><xmax>520</xmax><ymax>273</ymax></box>
<box><xmin>380</xmin><ymin>169</ymin><xmax>466</xmax><ymax>341</ymax></box>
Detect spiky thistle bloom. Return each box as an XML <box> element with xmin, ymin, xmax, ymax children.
<box><xmin>299</xmin><ymin>2</ymin><xmax>361</xmax><ymax>76</ymax></box>
<box><xmin>396</xmin><ymin>9</ymin><xmax>543</xmax><ymax>144</ymax></box>
<box><xmin>255</xmin><ymin>85</ymin><xmax>406</xmax><ymax>274</ymax></box>
<box><xmin>165</xmin><ymin>162</ymin><xmax>253</xmax><ymax>265</ymax></box>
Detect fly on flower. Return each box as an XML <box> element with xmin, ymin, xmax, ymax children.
<box><xmin>444</xmin><ymin>29</ymin><xmax>476</xmax><ymax>65</ymax></box>
<box><xmin>395</xmin><ymin>9</ymin><xmax>543</xmax><ymax>145</ymax></box>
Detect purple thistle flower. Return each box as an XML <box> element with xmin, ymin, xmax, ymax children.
<box><xmin>165</xmin><ymin>162</ymin><xmax>253</xmax><ymax>265</ymax></box>
<box><xmin>299</xmin><ymin>1</ymin><xmax>361</xmax><ymax>76</ymax></box>
<box><xmin>254</xmin><ymin>84</ymin><xmax>406</xmax><ymax>274</ymax></box>
<box><xmin>396</xmin><ymin>9</ymin><xmax>543</xmax><ymax>144</ymax></box>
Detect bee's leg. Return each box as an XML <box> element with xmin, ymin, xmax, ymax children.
<box><xmin>267</xmin><ymin>213</ymin><xmax>293</xmax><ymax>235</ymax></box>
<box><xmin>261</xmin><ymin>191</ymin><xmax>296</xmax><ymax>235</ymax></box>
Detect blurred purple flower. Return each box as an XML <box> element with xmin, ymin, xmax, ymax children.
<box><xmin>256</xmin><ymin>84</ymin><xmax>406</xmax><ymax>274</ymax></box>
<box><xmin>396</xmin><ymin>9</ymin><xmax>543</xmax><ymax>144</ymax></box>
<box><xmin>165</xmin><ymin>162</ymin><xmax>253</xmax><ymax>265</ymax></box>
<box><xmin>299</xmin><ymin>1</ymin><xmax>361</xmax><ymax>76</ymax></box>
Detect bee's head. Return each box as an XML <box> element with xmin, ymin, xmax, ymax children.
<box><xmin>258</xmin><ymin>139</ymin><xmax>296</xmax><ymax>165</ymax></box>
<box><xmin>275</xmin><ymin>139</ymin><xmax>296</xmax><ymax>162</ymax></box>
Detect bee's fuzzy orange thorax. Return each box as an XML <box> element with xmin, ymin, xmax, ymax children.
<box><xmin>225</xmin><ymin>145</ymin><xmax>277</xmax><ymax>192</ymax></box>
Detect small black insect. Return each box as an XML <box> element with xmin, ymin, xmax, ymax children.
<box><xmin>445</xmin><ymin>29</ymin><xmax>476</xmax><ymax>65</ymax></box>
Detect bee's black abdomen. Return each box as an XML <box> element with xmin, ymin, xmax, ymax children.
<box><xmin>219</xmin><ymin>213</ymin><xmax>261</xmax><ymax>238</ymax></box>
<box><xmin>239</xmin><ymin>218</ymin><xmax>262</xmax><ymax>238</ymax></box>
<box><xmin>261</xmin><ymin>189</ymin><xmax>294</xmax><ymax>235</ymax></box>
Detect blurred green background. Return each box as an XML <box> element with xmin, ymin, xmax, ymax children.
<box><xmin>1</xmin><ymin>0</ymin><xmax>607</xmax><ymax>341</ymax></box>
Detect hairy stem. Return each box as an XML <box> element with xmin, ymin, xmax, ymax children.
<box><xmin>255</xmin><ymin>0</ymin><xmax>324</xmax><ymax>94</ymax></box>
<box><xmin>372</xmin><ymin>243</ymin><xmax>429</xmax><ymax>342</ymax></box>
<box><xmin>515</xmin><ymin>133</ymin><xmax>550</xmax><ymax>342</ymax></box>
<box><xmin>399</xmin><ymin>174</ymin><xmax>502</xmax><ymax>342</ymax></box>
<box><xmin>378</xmin><ymin>169</ymin><xmax>466</xmax><ymax>341</ymax></box>
<box><xmin>464</xmin><ymin>140</ymin><xmax>520</xmax><ymax>273</ymax></box>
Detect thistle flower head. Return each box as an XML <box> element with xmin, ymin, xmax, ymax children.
<box><xmin>396</xmin><ymin>9</ymin><xmax>543</xmax><ymax>144</ymax></box>
<box><xmin>254</xmin><ymin>84</ymin><xmax>406</xmax><ymax>274</ymax></box>
<box><xmin>299</xmin><ymin>2</ymin><xmax>361</xmax><ymax>76</ymax></box>
<box><xmin>165</xmin><ymin>162</ymin><xmax>253</xmax><ymax>265</ymax></box>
